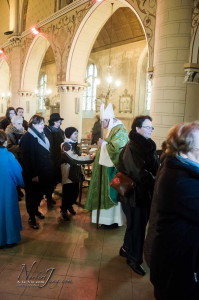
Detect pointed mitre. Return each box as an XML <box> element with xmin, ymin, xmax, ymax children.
<box><xmin>103</xmin><ymin>103</ymin><xmax>115</xmax><ymax>120</ymax></box>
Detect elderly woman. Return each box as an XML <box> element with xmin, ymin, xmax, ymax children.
<box><xmin>20</xmin><ymin>115</ymin><xmax>54</xmax><ymax>229</ymax></box>
<box><xmin>118</xmin><ymin>115</ymin><xmax>159</xmax><ymax>276</ymax></box>
<box><xmin>0</xmin><ymin>130</ymin><xmax>24</xmax><ymax>248</ymax></box>
<box><xmin>146</xmin><ymin>122</ymin><xmax>199</xmax><ymax>300</ymax></box>
<box><xmin>5</xmin><ymin>115</ymin><xmax>25</xmax><ymax>160</ymax></box>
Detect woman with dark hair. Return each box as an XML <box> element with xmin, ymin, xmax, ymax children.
<box><xmin>0</xmin><ymin>130</ymin><xmax>24</xmax><ymax>247</ymax></box>
<box><xmin>118</xmin><ymin>115</ymin><xmax>159</xmax><ymax>275</ymax></box>
<box><xmin>0</xmin><ymin>107</ymin><xmax>16</xmax><ymax>130</ymax></box>
<box><xmin>145</xmin><ymin>122</ymin><xmax>199</xmax><ymax>300</ymax></box>
<box><xmin>20</xmin><ymin>115</ymin><xmax>54</xmax><ymax>229</ymax></box>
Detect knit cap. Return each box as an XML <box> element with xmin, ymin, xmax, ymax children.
<box><xmin>64</xmin><ymin>127</ymin><xmax>78</xmax><ymax>138</ymax></box>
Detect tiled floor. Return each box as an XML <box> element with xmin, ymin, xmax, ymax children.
<box><xmin>0</xmin><ymin>185</ymin><xmax>155</xmax><ymax>300</ymax></box>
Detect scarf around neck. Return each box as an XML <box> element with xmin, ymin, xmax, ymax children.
<box><xmin>28</xmin><ymin>127</ymin><xmax>50</xmax><ymax>151</ymax></box>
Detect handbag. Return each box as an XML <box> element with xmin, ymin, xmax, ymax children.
<box><xmin>109</xmin><ymin>172</ymin><xmax>136</xmax><ymax>197</ymax></box>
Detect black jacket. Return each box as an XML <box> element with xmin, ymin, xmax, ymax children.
<box><xmin>20</xmin><ymin>130</ymin><xmax>54</xmax><ymax>186</ymax></box>
<box><xmin>149</xmin><ymin>156</ymin><xmax>199</xmax><ymax>299</ymax></box>
<box><xmin>44</xmin><ymin>125</ymin><xmax>64</xmax><ymax>167</ymax></box>
<box><xmin>61</xmin><ymin>141</ymin><xmax>93</xmax><ymax>182</ymax></box>
<box><xmin>0</xmin><ymin>117</ymin><xmax>11</xmax><ymax>131</ymax></box>
<box><xmin>118</xmin><ymin>132</ymin><xmax>159</xmax><ymax>207</ymax></box>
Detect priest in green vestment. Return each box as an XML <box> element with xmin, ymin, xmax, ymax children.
<box><xmin>85</xmin><ymin>103</ymin><xmax>128</xmax><ymax>227</ymax></box>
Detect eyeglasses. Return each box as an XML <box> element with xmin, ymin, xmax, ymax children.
<box><xmin>142</xmin><ymin>126</ymin><xmax>154</xmax><ymax>130</ymax></box>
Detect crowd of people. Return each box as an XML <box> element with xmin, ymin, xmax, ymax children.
<box><xmin>0</xmin><ymin>104</ymin><xmax>198</xmax><ymax>300</ymax></box>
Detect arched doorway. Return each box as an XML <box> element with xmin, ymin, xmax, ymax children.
<box><xmin>20</xmin><ymin>35</ymin><xmax>57</xmax><ymax>120</ymax></box>
<box><xmin>66</xmin><ymin>0</ymin><xmax>155</xmax><ymax>136</ymax></box>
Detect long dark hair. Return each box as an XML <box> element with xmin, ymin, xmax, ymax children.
<box><xmin>5</xmin><ymin>107</ymin><xmax>16</xmax><ymax>118</ymax></box>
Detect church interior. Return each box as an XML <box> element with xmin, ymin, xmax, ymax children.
<box><xmin>0</xmin><ymin>0</ymin><xmax>199</xmax><ymax>299</ymax></box>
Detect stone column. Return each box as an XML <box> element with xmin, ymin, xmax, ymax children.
<box><xmin>57</xmin><ymin>83</ymin><xmax>86</xmax><ymax>139</ymax></box>
<box><xmin>18</xmin><ymin>90</ymin><xmax>37</xmax><ymax>122</ymax></box>
<box><xmin>10</xmin><ymin>0</ymin><xmax>19</xmax><ymax>34</ymax></box>
<box><xmin>150</xmin><ymin>0</ymin><xmax>193</xmax><ymax>148</ymax></box>
<box><xmin>9</xmin><ymin>36</ymin><xmax>21</xmax><ymax>108</ymax></box>
<box><xmin>55</xmin><ymin>0</ymin><xmax>61</xmax><ymax>11</ymax></box>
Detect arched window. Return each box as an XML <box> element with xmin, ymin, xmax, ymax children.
<box><xmin>83</xmin><ymin>64</ymin><xmax>98</xmax><ymax>111</ymax></box>
<box><xmin>38</xmin><ymin>73</ymin><xmax>47</xmax><ymax>111</ymax></box>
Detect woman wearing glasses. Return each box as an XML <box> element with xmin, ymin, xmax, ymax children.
<box><xmin>118</xmin><ymin>115</ymin><xmax>159</xmax><ymax>276</ymax></box>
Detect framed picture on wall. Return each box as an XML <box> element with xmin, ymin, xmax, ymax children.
<box><xmin>119</xmin><ymin>90</ymin><xmax>133</xmax><ymax>113</ymax></box>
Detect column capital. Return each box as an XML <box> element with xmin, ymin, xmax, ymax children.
<box><xmin>18</xmin><ymin>90</ymin><xmax>34</xmax><ymax>97</ymax></box>
<box><xmin>147</xmin><ymin>67</ymin><xmax>154</xmax><ymax>80</ymax></box>
<box><xmin>57</xmin><ymin>82</ymin><xmax>87</xmax><ymax>93</ymax></box>
<box><xmin>9</xmin><ymin>35</ymin><xmax>21</xmax><ymax>47</ymax></box>
<box><xmin>184</xmin><ymin>63</ymin><xmax>199</xmax><ymax>83</ymax></box>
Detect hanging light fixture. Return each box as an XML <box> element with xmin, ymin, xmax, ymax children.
<box><xmin>106</xmin><ymin>2</ymin><xmax>114</xmax><ymax>86</ymax></box>
<box><xmin>100</xmin><ymin>3</ymin><xmax>121</xmax><ymax>101</ymax></box>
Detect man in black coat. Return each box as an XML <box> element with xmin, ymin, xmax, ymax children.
<box><xmin>118</xmin><ymin>115</ymin><xmax>159</xmax><ymax>276</ymax></box>
<box><xmin>44</xmin><ymin>113</ymin><xmax>64</xmax><ymax>185</ymax></box>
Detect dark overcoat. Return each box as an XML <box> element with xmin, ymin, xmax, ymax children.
<box><xmin>20</xmin><ymin>131</ymin><xmax>54</xmax><ymax>186</ymax></box>
<box><xmin>118</xmin><ymin>132</ymin><xmax>159</xmax><ymax>208</ymax></box>
<box><xmin>44</xmin><ymin>125</ymin><xmax>64</xmax><ymax>166</ymax></box>
<box><xmin>149</xmin><ymin>156</ymin><xmax>199</xmax><ymax>300</ymax></box>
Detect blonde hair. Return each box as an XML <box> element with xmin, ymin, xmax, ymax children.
<box><xmin>165</xmin><ymin>121</ymin><xmax>199</xmax><ymax>155</ymax></box>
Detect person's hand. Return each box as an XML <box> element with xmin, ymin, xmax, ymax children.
<box><xmin>90</xmin><ymin>153</ymin><xmax>96</xmax><ymax>159</ymax></box>
<box><xmin>32</xmin><ymin>176</ymin><xmax>39</xmax><ymax>182</ymax></box>
<box><xmin>97</xmin><ymin>138</ymin><xmax>104</xmax><ymax>147</ymax></box>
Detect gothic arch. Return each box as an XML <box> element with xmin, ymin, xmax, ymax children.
<box><xmin>66</xmin><ymin>0</ymin><xmax>156</xmax><ymax>83</ymax></box>
<box><xmin>21</xmin><ymin>35</ymin><xmax>50</xmax><ymax>91</ymax></box>
<box><xmin>191</xmin><ymin>23</ymin><xmax>199</xmax><ymax>63</ymax></box>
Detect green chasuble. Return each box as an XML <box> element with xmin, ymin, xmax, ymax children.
<box><xmin>85</xmin><ymin>124</ymin><xmax>128</xmax><ymax>211</ymax></box>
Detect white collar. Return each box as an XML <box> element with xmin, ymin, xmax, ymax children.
<box><xmin>28</xmin><ymin>128</ymin><xmax>50</xmax><ymax>151</ymax></box>
<box><xmin>65</xmin><ymin>138</ymin><xmax>77</xmax><ymax>144</ymax></box>
<box><xmin>106</xmin><ymin>118</ymin><xmax>123</xmax><ymax>137</ymax></box>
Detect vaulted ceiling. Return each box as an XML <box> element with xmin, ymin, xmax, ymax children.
<box><xmin>92</xmin><ymin>7</ymin><xmax>145</xmax><ymax>52</ymax></box>
<box><xmin>43</xmin><ymin>7</ymin><xmax>145</xmax><ymax>64</ymax></box>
